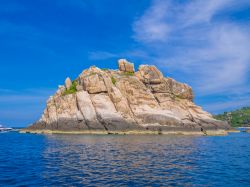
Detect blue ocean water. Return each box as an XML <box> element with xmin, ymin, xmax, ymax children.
<box><xmin>0</xmin><ymin>132</ymin><xmax>250</xmax><ymax>187</ymax></box>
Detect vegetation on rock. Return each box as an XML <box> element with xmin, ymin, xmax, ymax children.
<box><xmin>62</xmin><ymin>80</ymin><xmax>77</xmax><ymax>95</ymax></box>
<box><xmin>214</xmin><ymin>107</ymin><xmax>250</xmax><ymax>127</ymax></box>
<box><xmin>89</xmin><ymin>72</ymin><xmax>97</xmax><ymax>76</ymax></box>
<box><xmin>101</xmin><ymin>68</ymin><xmax>109</xmax><ymax>71</ymax></box>
<box><xmin>111</xmin><ymin>76</ymin><xmax>116</xmax><ymax>85</ymax></box>
<box><xmin>123</xmin><ymin>71</ymin><xmax>134</xmax><ymax>76</ymax></box>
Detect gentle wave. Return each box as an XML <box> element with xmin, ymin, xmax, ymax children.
<box><xmin>0</xmin><ymin>132</ymin><xmax>250</xmax><ymax>186</ymax></box>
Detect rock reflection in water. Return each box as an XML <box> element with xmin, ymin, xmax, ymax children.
<box><xmin>42</xmin><ymin>135</ymin><xmax>200</xmax><ymax>186</ymax></box>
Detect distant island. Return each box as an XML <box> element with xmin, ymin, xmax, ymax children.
<box><xmin>214</xmin><ymin>107</ymin><xmax>250</xmax><ymax>127</ymax></box>
<box><xmin>22</xmin><ymin>59</ymin><xmax>231</xmax><ymax>135</ymax></box>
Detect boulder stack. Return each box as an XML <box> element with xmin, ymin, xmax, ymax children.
<box><xmin>25</xmin><ymin>59</ymin><xmax>230</xmax><ymax>135</ymax></box>
<box><xmin>118</xmin><ymin>59</ymin><xmax>135</xmax><ymax>73</ymax></box>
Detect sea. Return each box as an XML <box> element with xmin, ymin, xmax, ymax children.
<box><xmin>0</xmin><ymin>131</ymin><xmax>250</xmax><ymax>187</ymax></box>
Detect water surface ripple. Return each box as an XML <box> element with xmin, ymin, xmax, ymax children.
<box><xmin>0</xmin><ymin>132</ymin><xmax>250</xmax><ymax>186</ymax></box>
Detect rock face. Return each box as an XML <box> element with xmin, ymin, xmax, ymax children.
<box><xmin>26</xmin><ymin>59</ymin><xmax>230</xmax><ymax>134</ymax></box>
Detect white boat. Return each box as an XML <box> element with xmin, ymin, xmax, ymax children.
<box><xmin>0</xmin><ymin>124</ymin><xmax>13</xmax><ymax>132</ymax></box>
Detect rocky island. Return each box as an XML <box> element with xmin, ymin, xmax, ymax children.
<box><xmin>22</xmin><ymin>59</ymin><xmax>230</xmax><ymax>135</ymax></box>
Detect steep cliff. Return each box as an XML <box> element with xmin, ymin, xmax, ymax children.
<box><xmin>24</xmin><ymin>59</ymin><xmax>230</xmax><ymax>135</ymax></box>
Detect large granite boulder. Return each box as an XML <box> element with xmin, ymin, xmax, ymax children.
<box><xmin>165</xmin><ymin>78</ymin><xmax>194</xmax><ymax>100</ymax></box>
<box><xmin>136</xmin><ymin>65</ymin><xmax>164</xmax><ymax>84</ymax></box>
<box><xmin>118</xmin><ymin>59</ymin><xmax>135</xmax><ymax>73</ymax></box>
<box><xmin>82</xmin><ymin>74</ymin><xmax>107</xmax><ymax>94</ymax></box>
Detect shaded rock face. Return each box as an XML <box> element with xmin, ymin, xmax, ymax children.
<box><xmin>27</xmin><ymin>59</ymin><xmax>230</xmax><ymax>132</ymax></box>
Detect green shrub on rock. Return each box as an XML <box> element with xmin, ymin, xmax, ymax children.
<box><xmin>123</xmin><ymin>72</ymin><xmax>134</xmax><ymax>76</ymax></box>
<box><xmin>62</xmin><ymin>80</ymin><xmax>77</xmax><ymax>95</ymax></box>
<box><xmin>111</xmin><ymin>76</ymin><xmax>116</xmax><ymax>85</ymax></box>
<box><xmin>101</xmin><ymin>68</ymin><xmax>109</xmax><ymax>71</ymax></box>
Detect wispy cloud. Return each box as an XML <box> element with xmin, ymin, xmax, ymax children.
<box><xmin>182</xmin><ymin>0</ymin><xmax>232</xmax><ymax>26</ymax></box>
<box><xmin>88</xmin><ymin>51</ymin><xmax>118</xmax><ymax>60</ymax></box>
<box><xmin>132</xmin><ymin>0</ymin><xmax>250</xmax><ymax>112</ymax></box>
<box><xmin>164</xmin><ymin>24</ymin><xmax>250</xmax><ymax>95</ymax></box>
<box><xmin>133</xmin><ymin>0</ymin><xmax>170</xmax><ymax>43</ymax></box>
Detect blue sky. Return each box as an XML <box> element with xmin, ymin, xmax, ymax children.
<box><xmin>1</xmin><ymin>0</ymin><xmax>250</xmax><ymax>127</ymax></box>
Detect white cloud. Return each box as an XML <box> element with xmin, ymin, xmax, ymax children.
<box><xmin>133</xmin><ymin>0</ymin><xmax>170</xmax><ymax>43</ymax></box>
<box><xmin>132</xmin><ymin>0</ymin><xmax>250</xmax><ymax>112</ymax></box>
<box><xmin>165</xmin><ymin>24</ymin><xmax>250</xmax><ymax>95</ymax></box>
<box><xmin>182</xmin><ymin>0</ymin><xmax>232</xmax><ymax>27</ymax></box>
